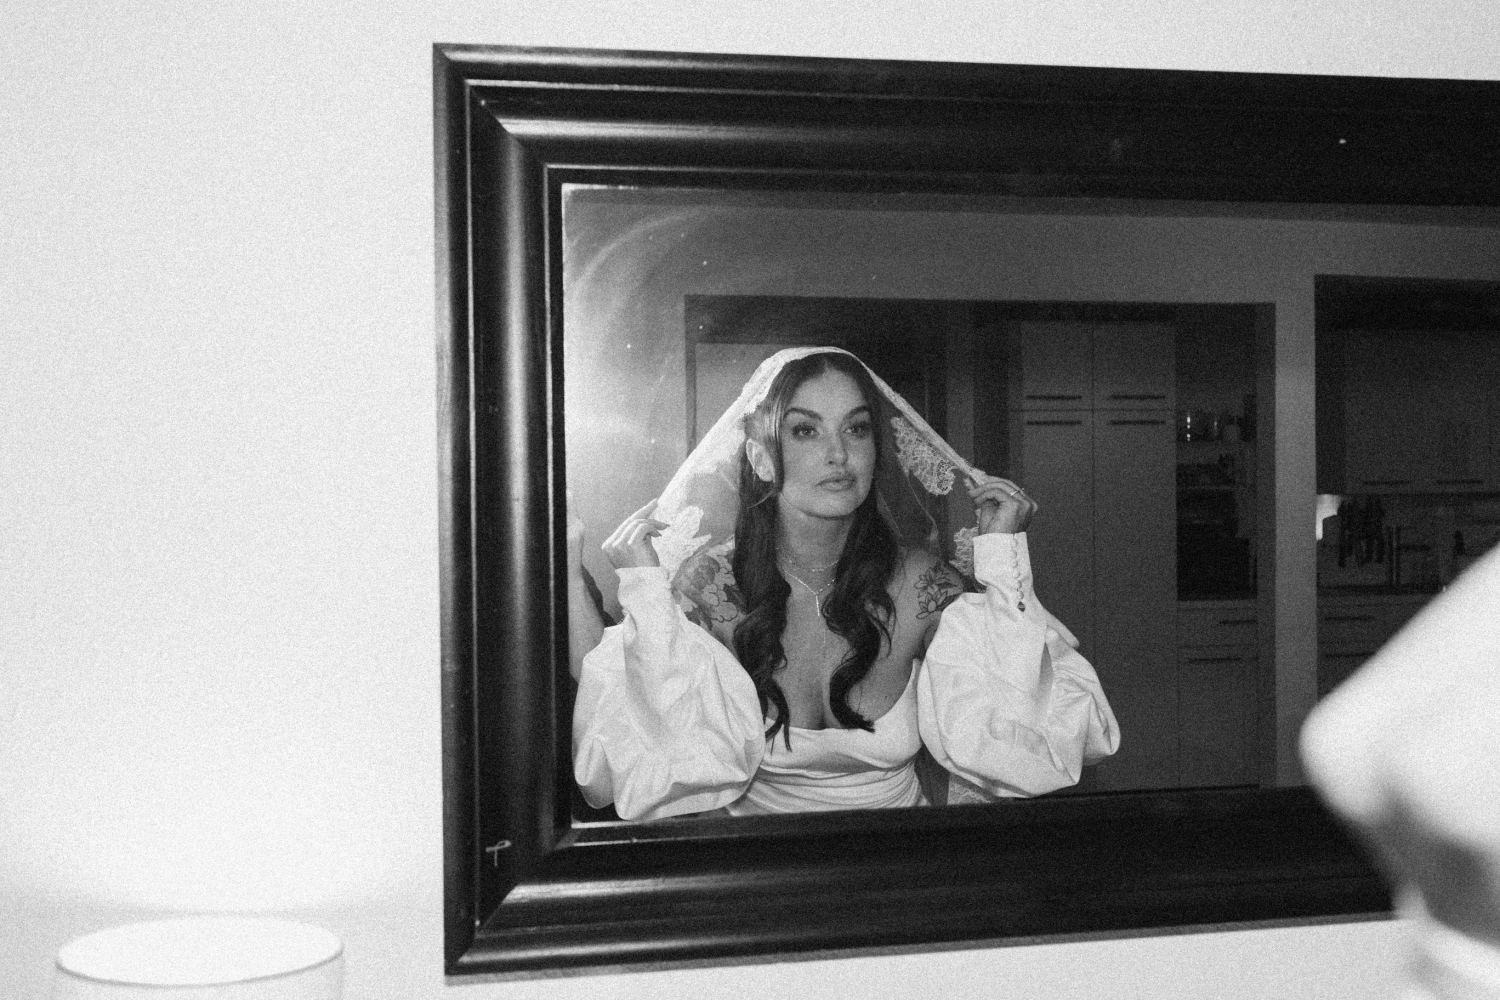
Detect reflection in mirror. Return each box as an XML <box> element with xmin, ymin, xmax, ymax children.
<box><xmin>563</xmin><ymin>185</ymin><xmax>1500</xmax><ymax>823</ymax></box>
<box><xmin>1314</xmin><ymin>277</ymin><xmax>1500</xmax><ymax>709</ymax></box>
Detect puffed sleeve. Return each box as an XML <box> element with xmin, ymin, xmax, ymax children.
<box><xmin>572</xmin><ymin>566</ymin><xmax>766</xmax><ymax>821</ymax></box>
<box><xmin>917</xmin><ymin>532</ymin><xmax>1120</xmax><ymax>800</ymax></box>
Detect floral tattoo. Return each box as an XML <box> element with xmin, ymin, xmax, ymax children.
<box><xmin>679</xmin><ymin>544</ymin><xmax>745</xmax><ymax>632</ymax></box>
<box><xmin>914</xmin><ymin>563</ymin><xmax>963</xmax><ymax>619</ymax></box>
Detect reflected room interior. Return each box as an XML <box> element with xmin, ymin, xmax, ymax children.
<box><xmin>679</xmin><ymin>295</ymin><xmax>1263</xmax><ymax>796</ymax></box>
<box><xmin>1314</xmin><ymin>277</ymin><xmax>1500</xmax><ymax>703</ymax></box>
<box><xmin>561</xmin><ymin>185</ymin><xmax>1500</xmax><ymax>822</ymax></box>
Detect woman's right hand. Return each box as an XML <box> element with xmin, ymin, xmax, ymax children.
<box><xmin>968</xmin><ymin>473</ymin><xmax>1037</xmax><ymax>535</ymax></box>
<box><xmin>602</xmin><ymin>500</ymin><xmax>668</xmax><ymax>570</ymax></box>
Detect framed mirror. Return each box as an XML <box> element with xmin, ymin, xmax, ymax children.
<box><xmin>436</xmin><ymin>44</ymin><xmax>1500</xmax><ymax>976</ymax></box>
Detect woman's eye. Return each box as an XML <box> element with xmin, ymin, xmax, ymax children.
<box><xmin>789</xmin><ymin>424</ymin><xmax>817</xmax><ymax>439</ymax></box>
<box><xmin>845</xmin><ymin>422</ymin><xmax>872</xmax><ymax>438</ymax></box>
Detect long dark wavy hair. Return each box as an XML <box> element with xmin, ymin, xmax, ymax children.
<box><xmin>730</xmin><ymin>352</ymin><xmax>900</xmax><ymax>747</ymax></box>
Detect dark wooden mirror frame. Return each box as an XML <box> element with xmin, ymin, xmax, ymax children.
<box><xmin>435</xmin><ymin>43</ymin><xmax>1500</xmax><ymax>977</ymax></box>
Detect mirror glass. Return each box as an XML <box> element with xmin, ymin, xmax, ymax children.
<box><xmin>563</xmin><ymin>184</ymin><xmax>1500</xmax><ymax>822</ymax></box>
<box><xmin>1314</xmin><ymin>276</ymin><xmax>1500</xmax><ymax>709</ymax></box>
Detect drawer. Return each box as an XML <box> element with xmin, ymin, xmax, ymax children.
<box><xmin>1318</xmin><ymin>649</ymin><xmax>1375</xmax><ymax>698</ymax></box>
<box><xmin>1319</xmin><ymin>597</ymin><xmax>1432</xmax><ymax>648</ymax></box>
<box><xmin>1317</xmin><ymin>605</ymin><xmax>1387</xmax><ymax>647</ymax></box>
<box><xmin>1178</xmin><ymin>606</ymin><xmax>1258</xmax><ymax>647</ymax></box>
<box><xmin>1178</xmin><ymin>649</ymin><xmax>1258</xmax><ymax>787</ymax></box>
<box><xmin>1384</xmin><ymin>599</ymin><xmax>1427</xmax><ymax>632</ymax></box>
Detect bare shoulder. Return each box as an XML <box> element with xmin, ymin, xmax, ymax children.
<box><xmin>894</xmin><ymin>547</ymin><xmax>965</xmax><ymax>622</ymax></box>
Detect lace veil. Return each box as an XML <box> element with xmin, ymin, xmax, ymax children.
<box><xmin>653</xmin><ymin>346</ymin><xmax>986</xmax><ymax>626</ymax></box>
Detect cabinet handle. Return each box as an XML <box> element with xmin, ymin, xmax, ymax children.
<box><xmin>1107</xmin><ymin>393</ymin><xmax>1167</xmax><ymax>401</ymax></box>
<box><xmin>1026</xmin><ymin>419</ymin><xmax>1084</xmax><ymax>426</ymax></box>
<box><xmin>1324</xmin><ymin>614</ymin><xmax>1376</xmax><ymax>623</ymax></box>
<box><xmin>1109</xmin><ymin>419</ymin><xmax>1167</xmax><ymax>425</ymax></box>
<box><xmin>1362</xmin><ymin>479</ymin><xmax>1412</xmax><ymax>487</ymax></box>
<box><xmin>1026</xmin><ymin>394</ymin><xmax>1084</xmax><ymax>401</ymax></box>
<box><xmin>1185</xmin><ymin>656</ymin><xmax>1245</xmax><ymax>664</ymax></box>
<box><xmin>1216</xmin><ymin>619</ymin><xmax>1255</xmax><ymax>626</ymax></box>
<box><xmin>1433</xmin><ymin>478</ymin><xmax>1485</xmax><ymax>486</ymax></box>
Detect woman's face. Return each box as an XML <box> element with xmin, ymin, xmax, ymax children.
<box><xmin>771</xmin><ymin>368</ymin><xmax>876</xmax><ymax>520</ymax></box>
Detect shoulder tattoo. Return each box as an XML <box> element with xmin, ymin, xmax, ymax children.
<box><xmin>914</xmin><ymin>562</ymin><xmax>964</xmax><ymax>619</ymax></box>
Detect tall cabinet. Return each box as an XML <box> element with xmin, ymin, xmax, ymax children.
<box><xmin>1002</xmin><ymin>321</ymin><xmax>1178</xmax><ymax>791</ymax></box>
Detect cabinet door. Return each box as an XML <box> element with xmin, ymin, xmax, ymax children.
<box><xmin>1343</xmin><ymin>330</ymin><xmax>1429</xmax><ymax>490</ymax></box>
<box><xmin>1423</xmin><ymin>332</ymin><xmax>1493</xmax><ymax>491</ymax></box>
<box><xmin>1006</xmin><ymin>322</ymin><xmax>1093</xmax><ymax>410</ymax></box>
<box><xmin>1316</xmin><ymin>597</ymin><xmax>1429</xmax><ymax>698</ymax></box>
<box><xmin>1089</xmin><ymin>413</ymin><xmax>1178</xmax><ymax>790</ymax></box>
<box><xmin>1343</xmin><ymin>330</ymin><xmax>1494</xmax><ymax>492</ymax></box>
<box><xmin>1318</xmin><ymin>604</ymin><xmax>1385</xmax><ymax>646</ymax></box>
<box><xmin>1010</xmin><ymin>412</ymin><xmax>1095</xmax><ymax>657</ymax></box>
<box><xmin>1317</xmin><ymin>600</ymin><xmax>1386</xmax><ymax>699</ymax></box>
<box><xmin>1093</xmin><ymin>323</ymin><xmax>1176</xmax><ymax>411</ymax></box>
<box><xmin>1177</xmin><ymin>606</ymin><xmax>1258</xmax><ymax>647</ymax></box>
<box><xmin>1178</xmin><ymin>649</ymin><xmax>1258</xmax><ymax>787</ymax></box>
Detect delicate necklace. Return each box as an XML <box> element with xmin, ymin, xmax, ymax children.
<box><xmin>780</xmin><ymin>560</ymin><xmax>836</xmax><ymax>616</ymax></box>
<box><xmin>782</xmin><ymin>552</ymin><xmax>839</xmax><ymax>573</ymax></box>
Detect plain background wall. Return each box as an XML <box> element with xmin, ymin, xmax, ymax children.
<box><xmin>5</xmin><ymin>2</ymin><xmax>1499</xmax><ymax>997</ymax></box>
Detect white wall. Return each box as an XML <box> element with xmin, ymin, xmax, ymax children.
<box><xmin>6</xmin><ymin>2</ymin><xmax>1497</xmax><ymax>997</ymax></box>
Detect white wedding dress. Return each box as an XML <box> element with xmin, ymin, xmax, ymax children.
<box><xmin>574</xmin><ymin>532</ymin><xmax>1118</xmax><ymax>821</ymax></box>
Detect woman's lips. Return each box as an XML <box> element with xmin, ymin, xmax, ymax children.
<box><xmin>820</xmin><ymin>475</ymin><xmax>856</xmax><ymax>490</ymax></box>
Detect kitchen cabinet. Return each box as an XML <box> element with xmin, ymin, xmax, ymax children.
<box><xmin>1093</xmin><ymin>412</ymin><xmax>1178</xmax><ymax>790</ymax></box>
<box><xmin>1342</xmin><ymin>330</ymin><xmax>1496</xmax><ymax>493</ymax></box>
<box><xmin>1316</xmin><ymin>594</ymin><xmax>1428</xmax><ymax>698</ymax></box>
<box><xmin>1177</xmin><ymin>604</ymin><xmax>1258</xmax><ymax>646</ymax></box>
<box><xmin>1005</xmin><ymin>321</ymin><xmax>1095</xmax><ymax>409</ymax></box>
<box><xmin>1005</xmin><ymin>320</ymin><xmax>1177</xmax><ymax>792</ymax></box>
<box><xmin>1006</xmin><ymin>321</ymin><xmax>1175</xmax><ymax>412</ymax></box>
<box><xmin>1012</xmin><ymin>412</ymin><xmax>1095</xmax><ymax>655</ymax></box>
<box><xmin>1093</xmin><ymin>323</ymin><xmax>1177</xmax><ymax>411</ymax></box>
<box><xmin>1177</xmin><ymin>603</ymin><xmax>1259</xmax><ymax>787</ymax></box>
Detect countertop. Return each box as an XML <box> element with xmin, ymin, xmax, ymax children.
<box><xmin>1318</xmin><ymin>586</ymin><xmax>1438</xmax><ymax>603</ymax></box>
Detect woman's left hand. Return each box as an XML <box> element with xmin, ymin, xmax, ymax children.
<box><xmin>969</xmin><ymin>473</ymin><xmax>1037</xmax><ymax>535</ymax></box>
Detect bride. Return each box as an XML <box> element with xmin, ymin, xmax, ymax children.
<box><xmin>569</xmin><ymin>347</ymin><xmax>1118</xmax><ymax>820</ymax></box>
